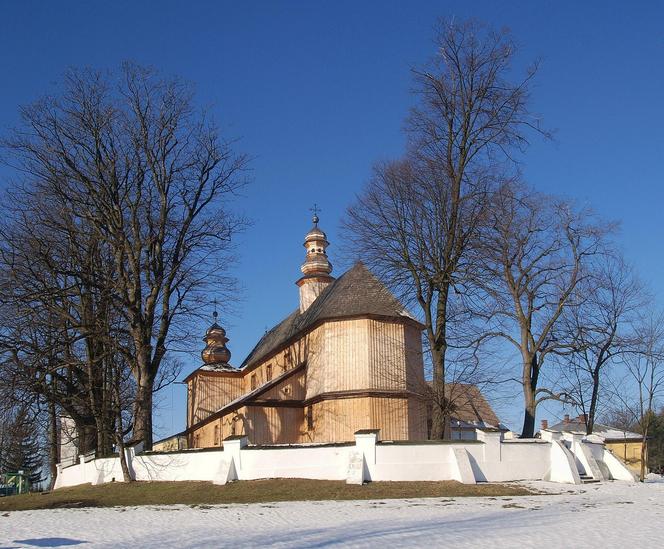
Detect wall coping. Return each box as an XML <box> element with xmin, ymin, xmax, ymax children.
<box><xmin>378</xmin><ymin>440</ymin><xmax>484</xmax><ymax>446</ymax></box>
<box><xmin>245</xmin><ymin>442</ymin><xmax>355</xmax><ymax>450</ymax></box>
<box><xmin>140</xmin><ymin>446</ymin><xmax>225</xmax><ymax>456</ymax></box>
<box><xmin>502</xmin><ymin>439</ymin><xmax>549</xmax><ymax>444</ymax></box>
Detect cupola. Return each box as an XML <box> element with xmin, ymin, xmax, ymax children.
<box><xmin>201</xmin><ymin>308</ymin><xmax>232</xmax><ymax>366</ymax></box>
<box><xmin>296</xmin><ymin>207</ymin><xmax>335</xmax><ymax>312</ymax></box>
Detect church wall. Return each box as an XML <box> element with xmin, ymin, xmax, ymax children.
<box><xmin>305</xmin><ymin>318</ymin><xmax>423</xmax><ymax>399</ymax></box>
<box><xmin>404</xmin><ymin>323</ymin><xmax>426</xmax><ymax>393</ymax></box>
<box><xmin>191</xmin><ymin>395</ymin><xmax>414</xmax><ymax>447</ymax></box>
<box><xmin>188</xmin><ymin>317</ymin><xmax>427</xmax><ymax>447</ymax></box>
<box><xmin>243</xmin><ymin>335</ymin><xmax>308</xmax><ymax>392</ymax></box>
<box><xmin>305</xmin><ymin>319</ymin><xmax>370</xmax><ymax>399</ymax></box>
<box><xmin>187</xmin><ymin>374</ymin><xmax>243</xmax><ymax>427</ymax></box>
<box><xmin>240</xmin><ymin>406</ymin><xmax>305</xmax><ymax>444</ymax></box>
<box><xmin>190</xmin><ymin>405</ymin><xmax>306</xmax><ymax>448</ymax></box>
<box><xmin>260</xmin><ymin>369</ymin><xmax>306</xmax><ymax>400</ymax></box>
<box><xmin>407</xmin><ymin>397</ymin><xmax>428</xmax><ymax>440</ymax></box>
<box><xmin>299</xmin><ymin>279</ymin><xmax>331</xmax><ymax>312</ymax></box>
<box><xmin>367</xmin><ymin>319</ymin><xmax>408</xmax><ymax>391</ymax></box>
<box><xmin>188</xmin><ymin>334</ymin><xmax>309</xmax><ymax>430</ymax></box>
<box><xmin>307</xmin><ymin>396</ymin><xmax>411</xmax><ymax>443</ymax></box>
<box><xmin>191</xmin><ymin>410</ymin><xmax>243</xmax><ymax>448</ymax></box>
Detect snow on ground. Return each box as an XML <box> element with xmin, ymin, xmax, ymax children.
<box><xmin>1</xmin><ymin>480</ymin><xmax>663</xmax><ymax>548</ymax></box>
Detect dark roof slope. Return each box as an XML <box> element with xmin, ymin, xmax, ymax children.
<box><xmin>447</xmin><ymin>384</ymin><xmax>502</xmax><ymax>428</ymax></box>
<box><xmin>240</xmin><ymin>262</ymin><xmax>419</xmax><ymax>368</ymax></box>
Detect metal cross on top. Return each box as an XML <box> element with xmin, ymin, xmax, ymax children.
<box><xmin>212</xmin><ymin>298</ymin><xmax>218</xmax><ymax>321</ymax></box>
<box><xmin>310</xmin><ymin>203</ymin><xmax>321</xmax><ymax>225</ymax></box>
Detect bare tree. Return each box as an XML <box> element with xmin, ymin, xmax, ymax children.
<box><xmin>1</xmin><ymin>63</ymin><xmax>248</xmax><ymax>448</ymax></box>
<box><xmin>345</xmin><ymin>19</ymin><xmax>544</xmax><ymax>439</ymax></box>
<box><xmin>612</xmin><ymin>311</ymin><xmax>664</xmax><ymax>481</ymax></box>
<box><xmin>480</xmin><ymin>181</ymin><xmax>610</xmax><ymax>437</ymax></box>
<box><xmin>559</xmin><ymin>254</ymin><xmax>644</xmax><ymax>434</ymax></box>
<box><xmin>0</xmin><ymin>190</ymin><xmax>122</xmax><ymax>456</ymax></box>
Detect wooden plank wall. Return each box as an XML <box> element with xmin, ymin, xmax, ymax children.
<box><xmin>368</xmin><ymin>319</ymin><xmax>407</xmax><ymax>390</ymax></box>
<box><xmin>188</xmin><ymin>374</ymin><xmax>243</xmax><ymax>426</ymax></box>
<box><xmin>307</xmin><ymin>397</ymin><xmax>410</xmax><ymax>442</ymax></box>
<box><xmin>261</xmin><ymin>369</ymin><xmax>306</xmax><ymax>400</ymax></box>
<box><xmin>189</xmin><ymin>317</ymin><xmax>428</xmax><ymax>446</ymax></box>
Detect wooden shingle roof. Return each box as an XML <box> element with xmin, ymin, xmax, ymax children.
<box><xmin>240</xmin><ymin>262</ymin><xmax>419</xmax><ymax>369</ymax></box>
<box><xmin>447</xmin><ymin>384</ymin><xmax>502</xmax><ymax>428</ymax></box>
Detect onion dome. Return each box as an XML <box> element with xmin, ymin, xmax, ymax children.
<box><xmin>301</xmin><ymin>212</ymin><xmax>333</xmax><ymax>277</ymax></box>
<box><xmin>201</xmin><ymin>310</ymin><xmax>232</xmax><ymax>365</ymax></box>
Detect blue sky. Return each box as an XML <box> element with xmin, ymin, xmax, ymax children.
<box><xmin>1</xmin><ymin>1</ymin><xmax>663</xmax><ymax>437</ymax></box>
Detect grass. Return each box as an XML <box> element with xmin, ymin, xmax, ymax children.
<box><xmin>0</xmin><ymin>479</ymin><xmax>535</xmax><ymax>512</ymax></box>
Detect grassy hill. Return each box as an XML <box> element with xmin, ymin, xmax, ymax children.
<box><xmin>0</xmin><ymin>479</ymin><xmax>535</xmax><ymax>512</ymax></box>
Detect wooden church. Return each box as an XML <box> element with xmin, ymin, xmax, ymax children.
<box><xmin>183</xmin><ymin>214</ymin><xmax>430</xmax><ymax>447</ymax></box>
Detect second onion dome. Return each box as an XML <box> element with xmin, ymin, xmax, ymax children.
<box><xmin>201</xmin><ymin>310</ymin><xmax>232</xmax><ymax>366</ymax></box>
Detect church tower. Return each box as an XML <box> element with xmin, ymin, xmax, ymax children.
<box><xmin>296</xmin><ymin>210</ymin><xmax>334</xmax><ymax>312</ymax></box>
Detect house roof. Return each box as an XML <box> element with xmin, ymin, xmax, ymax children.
<box><xmin>445</xmin><ymin>384</ymin><xmax>505</xmax><ymax>430</ymax></box>
<box><xmin>548</xmin><ymin>416</ymin><xmax>642</xmax><ymax>441</ymax></box>
<box><xmin>240</xmin><ymin>262</ymin><xmax>420</xmax><ymax>369</ymax></box>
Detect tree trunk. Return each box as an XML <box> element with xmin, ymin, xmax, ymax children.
<box><xmin>429</xmin><ymin>288</ymin><xmax>452</xmax><ymax>440</ymax></box>
<box><xmin>586</xmin><ymin>370</ymin><xmax>601</xmax><ymax>435</ymax></box>
<box><xmin>48</xmin><ymin>400</ymin><xmax>58</xmax><ymax>490</ymax></box>
<box><xmin>640</xmin><ymin>428</ymin><xmax>649</xmax><ymax>482</ymax></box>
<box><xmin>521</xmin><ymin>354</ymin><xmax>539</xmax><ymax>438</ymax></box>
<box><xmin>132</xmin><ymin>380</ymin><xmax>154</xmax><ymax>450</ymax></box>
<box><xmin>77</xmin><ymin>421</ymin><xmax>98</xmax><ymax>455</ymax></box>
<box><xmin>113</xmin><ymin>378</ymin><xmax>134</xmax><ymax>483</ymax></box>
<box><xmin>429</xmin><ymin>344</ymin><xmax>451</xmax><ymax>440</ymax></box>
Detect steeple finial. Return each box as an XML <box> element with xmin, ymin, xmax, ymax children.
<box><xmin>310</xmin><ymin>203</ymin><xmax>321</xmax><ymax>226</ymax></box>
<box><xmin>212</xmin><ymin>298</ymin><xmax>218</xmax><ymax>322</ymax></box>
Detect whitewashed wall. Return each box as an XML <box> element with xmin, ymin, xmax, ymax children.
<box><xmin>54</xmin><ymin>429</ymin><xmax>635</xmax><ymax>490</ymax></box>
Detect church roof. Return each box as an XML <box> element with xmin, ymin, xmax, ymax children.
<box><xmin>241</xmin><ymin>262</ymin><xmax>419</xmax><ymax>369</ymax></box>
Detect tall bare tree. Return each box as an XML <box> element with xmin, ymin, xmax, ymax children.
<box><xmin>1</xmin><ymin>63</ymin><xmax>247</xmax><ymax>448</ymax></box>
<box><xmin>559</xmin><ymin>254</ymin><xmax>644</xmax><ymax>434</ymax></box>
<box><xmin>345</xmin><ymin>19</ymin><xmax>545</xmax><ymax>438</ymax></box>
<box><xmin>480</xmin><ymin>181</ymin><xmax>609</xmax><ymax>437</ymax></box>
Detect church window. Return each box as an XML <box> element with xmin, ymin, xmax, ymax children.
<box><xmin>251</xmin><ymin>373</ymin><xmax>257</xmax><ymax>390</ymax></box>
<box><xmin>214</xmin><ymin>424</ymin><xmax>220</xmax><ymax>446</ymax></box>
<box><xmin>266</xmin><ymin>364</ymin><xmax>272</xmax><ymax>381</ymax></box>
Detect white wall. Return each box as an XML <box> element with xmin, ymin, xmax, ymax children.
<box><xmin>54</xmin><ymin>429</ymin><xmax>630</xmax><ymax>490</ymax></box>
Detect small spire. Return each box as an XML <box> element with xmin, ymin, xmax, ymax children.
<box><xmin>310</xmin><ymin>203</ymin><xmax>321</xmax><ymax>226</ymax></box>
<box><xmin>212</xmin><ymin>298</ymin><xmax>218</xmax><ymax>322</ymax></box>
